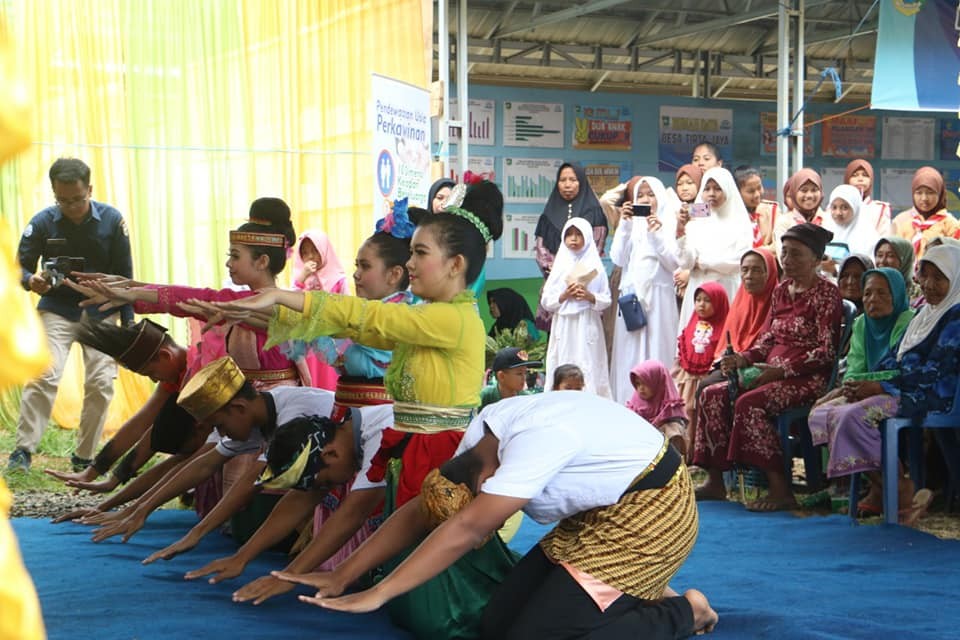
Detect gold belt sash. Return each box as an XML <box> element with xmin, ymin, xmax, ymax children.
<box><xmin>391</xmin><ymin>400</ymin><xmax>474</xmax><ymax>434</ymax></box>
<box><xmin>242</xmin><ymin>367</ymin><xmax>298</xmax><ymax>383</ymax></box>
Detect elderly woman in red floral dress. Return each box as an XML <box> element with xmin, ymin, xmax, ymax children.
<box><xmin>693</xmin><ymin>223</ymin><xmax>842</xmax><ymax>511</ymax></box>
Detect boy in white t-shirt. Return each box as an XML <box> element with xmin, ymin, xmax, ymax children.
<box><xmin>276</xmin><ymin>392</ymin><xmax>717</xmax><ymax>639</ymax></box>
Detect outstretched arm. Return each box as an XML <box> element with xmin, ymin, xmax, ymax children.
<box><xmin>233</xmin><ymin>487</ymin><xmax>384</xmax><ymax>605</ymax></box>
<box><xmin>300</xmin><ymin>492</ymin><xmax>527</xmax><ymax>613</ymax></box>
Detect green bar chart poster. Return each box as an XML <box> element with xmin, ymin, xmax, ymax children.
<box><xmin>504</xmin><ymin>101</ymin><xmax>564</xmax><ymax>148</ymax></box>
<box><xmin>503</xmin><ymin>213</ymin><xmax>540</xmax><ymax>259</ymax></box>
<box><xmin>503</xmin><ymin>157</ymin><xmax>563</xmax><ymax>203</ymax></box>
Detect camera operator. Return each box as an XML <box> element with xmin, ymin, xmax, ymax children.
<box><xmin>8</xmin><ymin>158</ymin><xmax>133</xmax><ymax>473</ymax></box>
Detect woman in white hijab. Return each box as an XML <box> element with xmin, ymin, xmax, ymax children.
<box><xmin>541</xmin><ymin>217</ymin><xmax>612</xmax><ymax>398</ymax></box>
<box><xmin>608</xmin><ymin>176</ymin><xmax>682</xmax><ymax>402</ymax></box>
<box><xmin>821</xmin><ymin>184</ymin><xmax>880</xmax><ymax>274</ymax></box>
<box><xmin>675</xmin><ymin>167</ymin><xmax>753</xmax><ymax>333</ymax></box>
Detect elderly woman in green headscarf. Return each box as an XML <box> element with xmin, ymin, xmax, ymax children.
<box><xmin>808</xmin><ymin>267</ymin><xmax>914</xmax><ymax>512</ymax></box>
<box><xmin>873</xmin><ymin>236</ymin><xmax>921</xmax><ymax>306</ymax></box>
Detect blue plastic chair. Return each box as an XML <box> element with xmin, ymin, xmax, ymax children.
<box><xmin>880</xmin><ymin>379</ymin><xmax>960</xmax><ymax>525</ymax></box>
<box><xmin>776</xmin><ymin>299</ymin><xmax>857</xmax><ymax>491</ymax></box>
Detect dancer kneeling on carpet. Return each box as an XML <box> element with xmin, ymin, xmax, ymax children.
<box><xmin>275</xmin><ymin>392</ymin><xmax>717</xmax><ymax>639</ymax></box>
<box><xmin>45</xmin><ymin>318</ymin><xmax>193</xmax><ymax>500</ymax></box>
<box><xmin>89</xmin><ymin>356</ymin><xmax>333</xmax><ymax>545</ymax></box>
<box><xmin>155</xmin><ymin>403</ymin><xmax>392</xmax><ymax>588</ymax></box>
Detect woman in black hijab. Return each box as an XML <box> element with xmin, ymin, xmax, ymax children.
<box><xmin>533</xmin><ymin>162</ymin><xmax>608</xmax><ymax>329</ymax></box>
<box><xmin>487</xmin><ymin>288</ymin><xmax>540</xmax><ymax>340</ymax></box>
<box><xmin>428</xmin><ymin>178</ymin><xmax>456</xmax><ymax>214</ymax></box>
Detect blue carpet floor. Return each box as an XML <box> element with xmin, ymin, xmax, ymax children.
<box><xmin>14</xmin><ymin>502</ymin><xmax>960</xmax><ymax>639</ymax></box>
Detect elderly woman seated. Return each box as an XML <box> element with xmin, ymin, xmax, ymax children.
<box><xmin>693</xmin><ymin>223</ymin><xmax>842</xmax><ymax>511</ymax></box>
<box><xmin>815</xmin><ymin>245</ymin><xmax>960</xmax><ymax>522</ymax></box>
<box><xmin>807</xmin><ymin>268</ymin><xmax>916</xmax><ymax>519</ymax></box>
<box><xmin>836</xmin><ymin>254</ymin><xmax>874</xmax><ymax>314</ymax></box>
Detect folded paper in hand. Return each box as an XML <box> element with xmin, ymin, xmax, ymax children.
<box><xmin>565</xmin><ymin>263</ymin><xmax>598</xmax><ymax>287</ymax></box>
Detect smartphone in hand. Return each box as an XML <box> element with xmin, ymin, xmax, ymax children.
<box><xmin>690</xmin><ymin>203</ymin><xmax>710</xmax><ymax>218</ymax></box>
<box><xmin>632</xmin><ymin>203</ymin><xmax>652</xmax><ymax>217</ymax></box>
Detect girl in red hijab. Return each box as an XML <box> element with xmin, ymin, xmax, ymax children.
<box><xmin>627</xmin><ymin>360</ymin><xmax>688</xmax><ymax>454</ymax></box>
<box><xmin>891</xmin><ymin>166</ymin><xmax>959</xmax><ymax>258</ymax></box>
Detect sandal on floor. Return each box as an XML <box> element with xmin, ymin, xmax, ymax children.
<box><xmin>899</xmin><ymin>489</ymin><xmax>933</xmax><ymax>526</ymax></box>
<box><xmin>745</xmin><ymin>498</ymin><xmax>798</xmax><ymax>513</ymax></box>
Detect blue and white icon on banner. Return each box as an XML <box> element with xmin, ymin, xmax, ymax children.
<box><xmin>376</xmin><ymin>150</ymin><xmax>395</xmax><ymax>198</ymax></box>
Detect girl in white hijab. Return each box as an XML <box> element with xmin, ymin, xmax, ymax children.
<box><xmin>608</xmin><ymin>176</ymin><xmax>682</xmax><ymax>402</ymax></box>
<box><xmin>542</xmin><ymin>217</ymin><xmax>612</xmax><ymax>398</ymax></box>
<box><xmin>822</xmin><ymin>184</ymin><xmax>880</xmax><ymax>264</ymax></box>
<box><xmin>675</xmin><ymin>166</ymin><xmax>753</xmax><ymax>334</ymax></box>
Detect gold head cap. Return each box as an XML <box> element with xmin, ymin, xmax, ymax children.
<box><xmin>176</xmin><ymin>356</ymin><xmax>245</xmax><ymax>422</ymax></box>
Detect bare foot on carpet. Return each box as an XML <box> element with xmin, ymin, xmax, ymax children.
<box><xmin>684</xmin><ymin>589</ymin><xmax>718</xmax><ymax>635</ymax></box>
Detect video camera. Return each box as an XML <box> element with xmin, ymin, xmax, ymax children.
<box><xmin>41</xmin><ymin>239</ymin><xmax>86</xmax><ymax>288</ymax></box>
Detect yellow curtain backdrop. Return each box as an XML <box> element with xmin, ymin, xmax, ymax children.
<box><xmin>0</xmin><ymin>0</ymin><xmax>431</xmax><ymax>438</ymax></box>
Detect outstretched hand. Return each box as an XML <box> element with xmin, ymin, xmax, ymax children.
<box><xmin>300</xmin><ymin>586</ymin><xmax>387</xmax><ymax>614</ymax></box>
<box><xmin>51</xmin><ymin>507</ymin><xmax>101</xmax><ymax>524</ymax></box>
<box><xmin>65</xmin><ymin>475</ymin><xmax>120</xmax><ymax>494</ymax></box>
<box><xmin>177</xmin><ymin>299</ymin><xmax>271</xmax><ymax>332</ymax></box>
<box><xmin>271</xmin><ymin>570</ymin><xmax>345</xmax><ymax>599</ymax></box>
<box><xmin>71</xmin><ymin>272</ymin><xmax>146</xmax><ymax>288</ymax></box>
<box><xmin>209</xmin><ymin>289</ymin><xmax>281</xmax><ymax>313</ymax></box>
<box><xmin>142</xmin><ymin>533</ymin><xmax>200</xmax><ymax>565</ymax></box>
<box><xmin>183</xmin><ymin>555</ymin><xmax>246</xmax><ymax>583</ymax></box>
<box><xmin>44</xmin><ymin>466</ymin><xmax>98</xmax><ymax>485</ymax></box>
<box><xmin>91</xmin><ymin>511</ymin><xmax>146</xmax><ymax>543</ymax></box>
<box><xmin>64</xmin><ymin>278</ymin><xmax>135</xmax><ymax>312</ymax></box>
<box><xmin>232</xmin><ymin>574</ymin><xmax>294</xmax><ymax>605</ymax></box>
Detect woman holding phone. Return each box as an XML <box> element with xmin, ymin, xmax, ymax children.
<box><xmin>609</xmin><ymin>176</ymin><xmax>682</xmax><ymax>402</ymax></box>
<box><xmin>674</xmin><ymin>167</ymin><xmax>753</xmax><ymax>335</ymax></box>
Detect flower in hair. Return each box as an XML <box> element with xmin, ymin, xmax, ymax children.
<box><xmin>376</xmin><ymin>197</ymin><xmax>415</xmax><ymax>239</ymax></box>
<box><xmin>462</xmin><ymin>170</ymin><xmax>488</xmax><ymax>186</ymax></box>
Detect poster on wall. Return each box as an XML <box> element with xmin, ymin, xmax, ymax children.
<box><xmin>658</xmin><ymin>106</ymin><xmax>733</xmax><ymax>171</ymax></box>
<box><xmin>821</xmin><ymin>115</ymin><xmax>876</xmax><ymax>158</ymax></box>
<box><xmin>503</xmin><ymin>101</ymin><xmax>564</xmax><ymax>148</ymax></box>
<box><xmin>879</xmin><ymin>167</ymin><xmax>916</xmax><ymax>211</ymax></box>
<box><xmin>502</xmin><ymin>213</ymin><xmax>540</xmax><ymax>260</ymax></box>
<box><xmin>940</xmin><ymin>120</ymin><xmax>960</xmax><ymax>161</ymax></box>
<box><xmin>371</xmin><ymin>74</ymin><xmax>431</xmax><ymax>221</ymax></box>
<box><xmin>448</xmin><ymin>98</ymin><xmax>495</xmax><ymax>146</ymax></box>
<box><xmin>942</xmin><ymin>169</ymin><xmax>960</xmax><ymax>211</ymax></box>
<box><xmin>881</xmin><ymin>117</ymin><xmax>934</xmax><ymax>160</ymax></box>
<box><xmin>759</xmin><ymin>112</ymin><xmax>813</xmax><ymax>156</ymax></box>
<box><xmin>572</xmin><ymin>105</ymin><xmax>632</xmax><ymax>150</ymax></box>
<box><xmin>502</xmin><ymin>157</ymin><xmax>563</xmax><ymax>203</ymax></box>
<box><xmin>584</xmin><ymin>163</ymin><xmax>631</xmax><ymax>197</ymax></box>
<box><xmin>820</xmin><ymin>167</ymin><xmax>848</xmax><ymax>201</ymax></box>
<box><xmin>449</xmin><ymin>156</ymin><xmax>496</xmax><ymax>183</ymax></box>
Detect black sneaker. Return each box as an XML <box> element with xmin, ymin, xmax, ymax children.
<box><xmin>7</xmin><ymin>448</ymin><xmax>31</xmax><ymax>472</ymax></box>
<box><xmin>70</xmin><ymin>454</ymin><xmax>93</xmax><ymax>472</ymax></box>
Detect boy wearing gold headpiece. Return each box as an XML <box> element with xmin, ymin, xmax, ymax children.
<box><xmin>89</xmin><ymin>356</ymin><xmax>334</xmax><ymax>548</ymax></box>
<box><xmin>163</xmin><ymin>404</ymin><xmax>392</xmax><ymax>592</ymax></box>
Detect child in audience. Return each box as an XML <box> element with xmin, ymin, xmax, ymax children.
<box><xmin>735</xmin><ymin>166</ymin><xmax>778</xmax><ymax>255</ymax></box>
<box><xmin>480</xmin><ymin>347</ymin><xmax>541</xmax><ymax>408</ymax></box>
<box><xmin>551</xmin><ymin>364</ymin><xmax>585</xmax><ymax>390</ymax></box>
<box><xmin>775</xmin><ymin>169</ymin><xmax>825</xmax><ymax>251</ymax></box>
<box><xmin>627</xmin><ymin>360</ymin><xmax>688</xmax><ymax>454</ymax></box>
<box><xmin>891</xmin><ymin>166</ymin><xmax>958</xmax><ymax>258</ymax></box>
<box><xmin>844</xmin><ymin>159</ymin><xmax>891</xmax><ymax>234</ymax></box>
<box><xmin>821</xmin><ymin>184</ymin><xmax>880</xmax><ymax>269</ymax></box>
<box><xmin>291</xmin><ymin>230</ymin><xmax>348</xmax><ymax>391</ymax></box>
<box><xmin>692</xmin><ymin>142</ymin><xmax>723</xmax><ymax>171</ymax></box>
<box><xmin>674</xmin><ymin>282</ymin><xmax>729</xmax><ymax>451</ymax></box>
<box><xmin>673</xmin><ymin>164</ymin><xmax>704</xmax><ymax>302</ymax></box>
<box><xmin>541</xmin><ymin>217</ymin><xmax>612</xmax><ymax>398</ymax></box>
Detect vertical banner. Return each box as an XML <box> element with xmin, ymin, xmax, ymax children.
<box><xmin>503</xmin><ymin>101</ymin><xmax>564</xmax><ymax>147</ymax></box>
<box><xmin>658</xmin><ymin>106</ymin><xmax>733</xmax><ymax>171</ymax></box>
<box><xmin>821</xmin><ymin>116</ymin><xmax>876</xmax><ymax>158</ymax></box>
<box><xmin>572</xmin><ymin>105</ymin><xmax>632</xmax><ymax>150</ymax></box>
<box><xmin>449</xmin><ymin>98</ymin><xmax>496</xmax><ymax>146</ymax></box>
<box><xmin>503</xmin><ymin>157</ymin><xmax>563</xmax><ymax>203</ymax></box>
<box><xmin>871</xmin><ymin>0</ymin><xmax>960</xmax><ymax>112</ymax></box>
<box><xmin>372</xmin><ymin>74</ymin><xmax>431</xmax><ymax>221</ymax></box>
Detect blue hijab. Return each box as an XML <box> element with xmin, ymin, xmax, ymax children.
<box><xmin>862</xmin><ymin>267</ymin><xmax>908</xmax><ymax>370</ymax></box>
